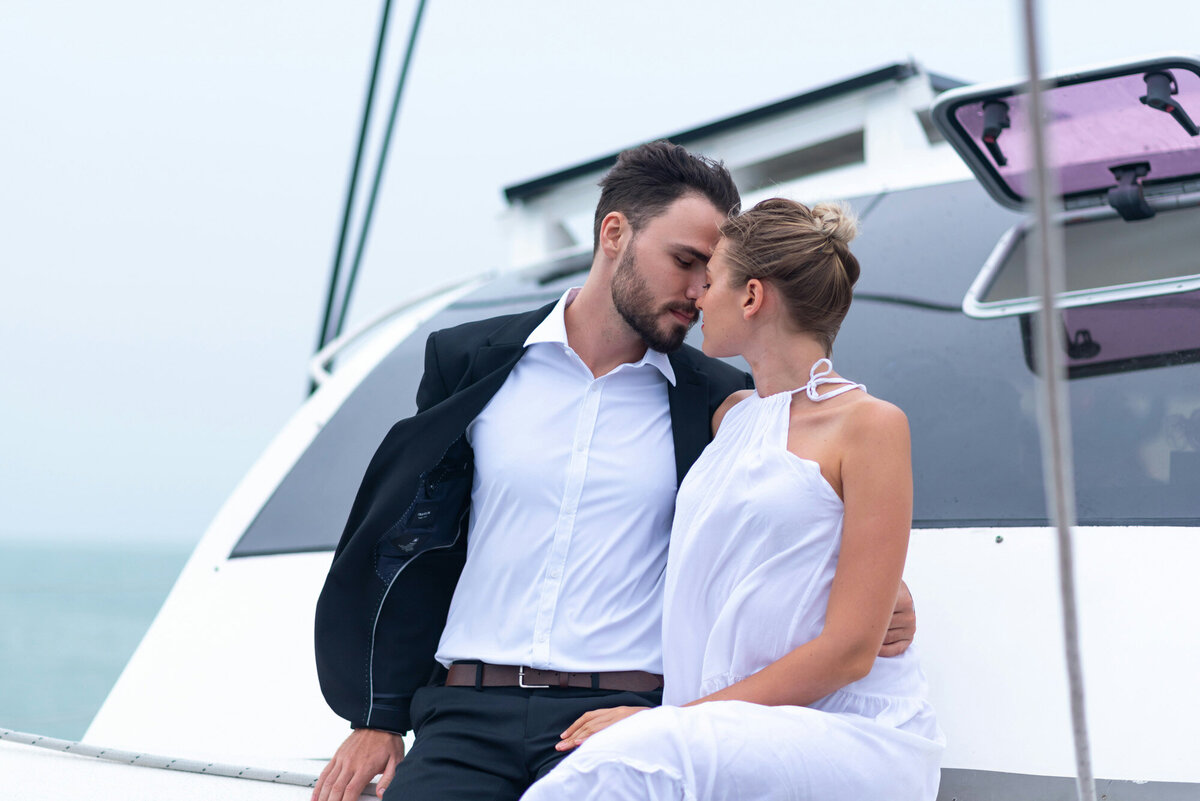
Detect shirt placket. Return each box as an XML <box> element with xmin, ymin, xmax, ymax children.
<box><xmin>530</xmin><ymin>374</ymin><xmax>606</xmax><ymax>666</ymax></box>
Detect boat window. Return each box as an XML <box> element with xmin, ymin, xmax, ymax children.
<box><xmin>229</xmin><ymin>278</ymin><xmax>569</xmax><ymax>557</ymax></box>
<box><xmin>229</xmin><ymin>180</ymin><xmax>1198</xmax><ymax>557</ymax></box>
<box><xmin>732</xmin><ymin>131</ymin><xmax>865</xmax><ymax>192</ymax></box>
<box><xmin>839</xmin><ymin>298</ymin><xmax>1200</xmax><ymax>526</ymax></box>
<box><xmin>833</xmin><ymin>181</ymin><xmax>1199</xmax><ymax>527</ymax></box>
<box><xmin>1019</xmin><ymin>290</ymin><xmax>1200</xmax><ymax>379</ymax></box>
<box><xmin>964</xmin><ymin>198</ymin><xmax>1200</xmax><ymax>318</ymax></box>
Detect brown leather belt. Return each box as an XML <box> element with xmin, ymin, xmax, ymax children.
<box><xmin>445</xmin><ymin>663</ymin><xmax>663</xmax><ymax>692</ymax></box>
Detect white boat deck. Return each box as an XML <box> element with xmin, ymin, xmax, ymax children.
<box><xmin>0</xmin><ymin>738</ymin><xmax>334</xmax><ymax>800</ymax></box>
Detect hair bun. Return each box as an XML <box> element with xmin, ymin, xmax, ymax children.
<box><xmin>811</xmin><ymin>201</ymin><xmax>858</xmax><ymax>246</ymax></box>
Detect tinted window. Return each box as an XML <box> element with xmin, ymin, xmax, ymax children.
<box><xmin>832</xmin><ymin>181</ymin><xmax>1199</xmax><ymax>525</ymax></box>
<box><xmin>972</xmin><ymin>203</ymin><xmax>1200</xmax><ymax>316</ymax></box>
<box><xmin>230</xmin><ymin>277</ymin><xmax>567</xmax><ymax>557</ymax></box>
<box><xmin>232</xmin><ymin>179</ymin><xmax>1199</xmax><ymax>556</ymax></box>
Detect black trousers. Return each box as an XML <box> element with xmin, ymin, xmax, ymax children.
<box><xmin>383</xmin><ymin>685</ymin><xmax>662</xmax><ymax>800</ymax></box>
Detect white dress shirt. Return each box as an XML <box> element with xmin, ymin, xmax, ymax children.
<box><xmin>435</xmin><ymin>289</ymin><xmax>678</xmax><ymax>673</ymax></box>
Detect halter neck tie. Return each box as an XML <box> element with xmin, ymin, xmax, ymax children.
<box><xmin>797</xmin><ymin>358</ymin><xmax>866</xmax><ymax>402</ymax></box>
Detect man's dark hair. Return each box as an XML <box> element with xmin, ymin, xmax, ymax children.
<box><xmin>592</xmin><ymin>141</ymin><xmax>741</xmax><ymax>249</ymax></box>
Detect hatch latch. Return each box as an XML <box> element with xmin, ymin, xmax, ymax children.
<box><xmin>1066</xmin><ymin>325</ymin><xmax>1101</xmax><ymax>360</ymax></box>
<box><xmin>981</xmin><ymin>99</ymin><xmax>1011</xmax><ymax>166</ymax></box>
<box><xmin>1140</xmin><ymin>71</ymin><xmax>1199</xmax><ymax>137</ymax></box>
<box><xmin>1106</xmin><ymin>162</ymin><xmax>1155</xmax><ymax>221</ymax></box>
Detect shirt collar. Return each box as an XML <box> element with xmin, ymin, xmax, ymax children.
<box><xmin>525</xmin><ymin>288</ymin><xmax>677</xmax><ymax>386</ymax></box>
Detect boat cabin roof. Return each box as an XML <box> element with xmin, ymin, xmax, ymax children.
<box><xmin>504</xmin><ymin>62</ymin><xmax>965</xmax><ymax>202</ymax></box>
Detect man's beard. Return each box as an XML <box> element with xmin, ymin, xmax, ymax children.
<box><xmin>610</xmin><ymin>245</ymin><xmax>695</xmax><ymax>353</ymax></box>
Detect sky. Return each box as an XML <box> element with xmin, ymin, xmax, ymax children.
<box><xmin>3</xmin><ymin>0</ymin><xmax>1198</xmax><ymax>545</ymax></box>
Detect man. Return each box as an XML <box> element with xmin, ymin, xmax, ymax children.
<box><xmin>313</xmin><ymin>142</ymin><xmax>915</xmax><ymax>801</ymax></box>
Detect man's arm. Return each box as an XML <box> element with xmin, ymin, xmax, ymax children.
<box><xmin>881</xmin><ymin>581</ymin><xmax>916</xmax><ymax>657</ymax></box>
<box><xmin>315</xmin><ymin>331</ymin><xmax>451</xmax><ymax>801</ymax></box>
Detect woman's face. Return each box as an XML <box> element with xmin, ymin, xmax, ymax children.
<box><xmin>696</xmin><ymin>239</ymin><xmax>746</xmax><ymax>359</ymax></box>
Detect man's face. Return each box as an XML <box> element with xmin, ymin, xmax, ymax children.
<box><xmin>610</xmin><ymin>194</ymin><xmax>727</xmax><ymax>352</ymax></box>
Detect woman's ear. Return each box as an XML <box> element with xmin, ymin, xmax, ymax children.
<box><xmin>743</xmin><ymin>278</ymin><xmax>765</xmax><ymax>319</ymax></box>
<box><xmin>598</xmin><ymin>211</ymin><xmax>628</xmax><ymax>259</ymax></box>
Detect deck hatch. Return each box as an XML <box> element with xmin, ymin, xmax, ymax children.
<box><xmin>933</xmin><ymin>54</ymin><xmax>1200</xmax><ymax>377</ymax></box>
<box><xmin>931</xmin><ymin>53</ymin><xmax>1200</xmax><ymax>212</ymax></box>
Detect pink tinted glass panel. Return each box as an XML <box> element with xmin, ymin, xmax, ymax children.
<box><xmin>1064</xmin><ymin>289</ymin><xmax>1200</xmax><ymax>367</ymax></box>
<box><xmin>954</xmin><ymin>69</ymin><xmax>1200</xmax><ymax>197</ymax></box>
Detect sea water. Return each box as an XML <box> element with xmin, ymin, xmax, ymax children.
<box><xmin>0</xmin><ymin>536</ymin><xmax>190</xmax><ymax>740</ymax></box>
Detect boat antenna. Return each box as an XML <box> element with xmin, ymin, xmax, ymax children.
<box><xmin>1018</xmin><ymin>3</ymin><xmax>1097</xmax><ymax>801</ymax></box>
<box><xmin>312</xmin><ymin>0</ymin><xmax>429</xmax><ymax>394</ymax></box>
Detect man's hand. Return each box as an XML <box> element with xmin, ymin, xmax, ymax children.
<box><xmin>555</xmin><ymin>706</ymin><xmax>648</xmax><ymax>752</ymax></box>
<box><xmin>879</xmin><ymin>580</ymin><xmax>916</xmax><ymax>657</ymax></box>
<box><xmin>313</xmin><ymin>728</ymin><xmax>406</xmax><ymax>801</ymax></box>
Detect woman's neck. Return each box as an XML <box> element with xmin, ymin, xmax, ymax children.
<box><xmin>741</xmin><ymin>328</ymin><xmax>830</xmax><ymax>397</ymax></box>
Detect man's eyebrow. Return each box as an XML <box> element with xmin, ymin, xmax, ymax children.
<box><xmin>674</xmin><ymin>245</ymin><xmax>712</xmax><ymax>262</ymax></box>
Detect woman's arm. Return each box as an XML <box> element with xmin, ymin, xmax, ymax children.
<box><xmin>688</xmin><ymin>399</ymin><xmax>913</xmax><ymax>708</ymax></box>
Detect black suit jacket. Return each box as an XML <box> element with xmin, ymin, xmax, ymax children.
<box><xmin>314</xmin><ymin>302</ymin><xmax>752</xmax><ymax>733</ymax></box>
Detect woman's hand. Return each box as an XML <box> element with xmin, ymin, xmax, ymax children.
<box><xmin>556</xmin><ymin>706</ymin><xmax>649</xmax><ymax>751</ymax></box>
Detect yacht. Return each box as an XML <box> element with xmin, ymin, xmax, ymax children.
<box><xmin>3</xmin><ymin>53</ymin><xmax>1198</xmax><ymax>800</ymax></box>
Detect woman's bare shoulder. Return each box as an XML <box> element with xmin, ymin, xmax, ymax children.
<box><xmin>841</xmin><ymin>393</ymin><xmax>910</xmax><ymax>449</ymax></box>
<box><xmin>713</xmin><ymin>389</ymin><xmax>756</xmax><ymax>435</ymax></box>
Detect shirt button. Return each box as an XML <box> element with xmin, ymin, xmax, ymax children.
<box><xmin>549</xmin><ymin>567</ymin><xmax>561</xmax><ymax>579</ymax></box>
<box><xmin>537</xmin><ymin>633</ymin><xmax>548</xmax><ymax>642</ymax></box>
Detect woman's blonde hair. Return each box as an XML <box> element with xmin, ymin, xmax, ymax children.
<box><xmin>718</xmin><ymin>198</ymin><xmax>860</xmax><ymax>354</ymax></box>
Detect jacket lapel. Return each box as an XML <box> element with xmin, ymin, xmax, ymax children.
<box><xmin>457</xmin><ymin>301</ymin><xmax>557</xmax><ymax>389</ymax></box>
<box><xmin>666</xmin><ymin>352</ymin><xmax>710</xmax><ymax>486</ymax></box>
<box><xmin>470</xmin><ymin>343</ymin><xmax>526</xmax><ymax>381</ymax></box>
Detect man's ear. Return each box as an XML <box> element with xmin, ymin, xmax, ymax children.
<box><xmin>598</xmin><ymin>211</ymin><xmax>629</xmax><ymax>259</ymax></box>
<box><xmin>743</xmin><ymin>278</ymin><xmax>765</xmax><ymax>319</ymax></box>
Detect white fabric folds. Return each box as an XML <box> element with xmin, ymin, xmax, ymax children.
<box><xmin>524</xmin><ymin>375</ymin><xmax>943</xmax><ymax>801</ymax></box>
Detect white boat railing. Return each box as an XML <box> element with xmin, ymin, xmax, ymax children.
<box><xmin>308</xmin><ymin>276</ymin><xmax>490</xmax><ymax>388</ymax></box>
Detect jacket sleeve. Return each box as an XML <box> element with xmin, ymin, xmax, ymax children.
<box><xmin>708</xmin><ymin>364</ymin><xmax>755</xmax><ymax>418</ymax></box>
<box><xmin>415</xmin><ymin>331</ymin><xmax>452</xmax><ymax>412</ymax></box>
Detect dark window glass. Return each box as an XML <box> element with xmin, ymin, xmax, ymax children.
<box><xmin>231</xmin><ymin>179</ymin><xmax>1199</xmax><ymax>557</ymax></box>
<box><xmin>229</xmin><ymin>278</ymin><xmax>566</xmax><ymax>557</ymax></box>
<box><xmin>973</xmin><ymin>203</ymin><xmax>1200</xmax><ymax>314</ymax></box>
<box><xmin>829</xmin><ymin>180</ymin><xmax>1200</xmax><ymax>526</ymax></box>
<box><xmin>836</xmin><ymin>296</ymin><xmax>1200</xmax><ymax>527</ymax></box>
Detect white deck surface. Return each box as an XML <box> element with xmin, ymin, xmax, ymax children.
<box><xmin>0</xmin><ymin>738</ymin><xmax>349</xmax><ymax>800</ymax></box>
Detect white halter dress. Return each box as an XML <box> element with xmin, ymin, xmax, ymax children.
<box><xmin>523</xmin><ymin>361</ymin><xmax>943</xmax><ymax>801</ymax></box>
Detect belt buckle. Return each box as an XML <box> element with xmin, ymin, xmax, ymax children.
<box><xmin>518</xmin><ymin>666</ymin><xmax>551</xmax><ymax>689</ymax></box>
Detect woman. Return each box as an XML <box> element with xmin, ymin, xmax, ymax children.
<box><xmin>521</xmin><ymin>198</ymin><xmax>943</xmax><ymax>800</ymax></box>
